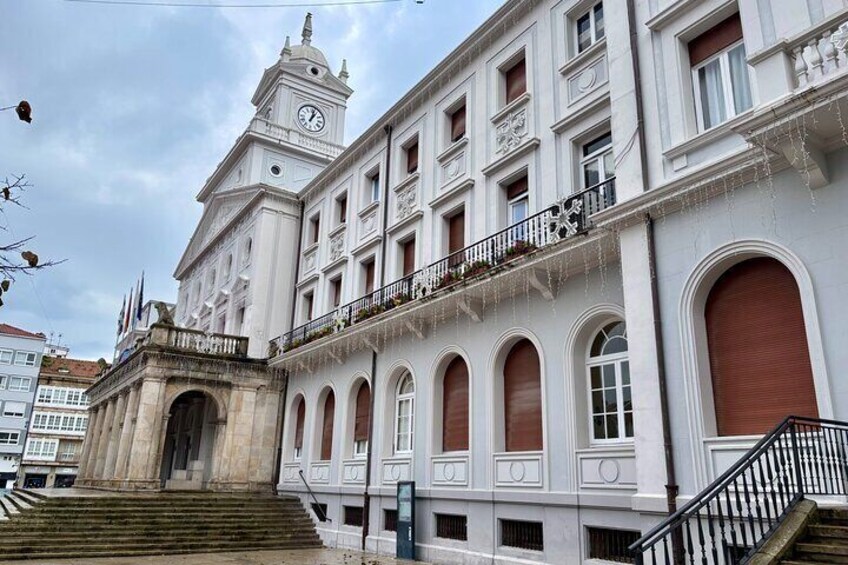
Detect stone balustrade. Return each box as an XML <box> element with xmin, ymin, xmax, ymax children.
<box><xmin>789</xmin><ymin>19</ymin><xmax>848</xmax><ymax>88</ymax></box>
<box><xmin>248</xmin><ymin>117</ymin><xmax>345</xmax><ymax>159</ymax></box>
<box><xmin>148</xmin><ymin>324</ymin><xmax>249</xmax><ymax>358</ymax></box>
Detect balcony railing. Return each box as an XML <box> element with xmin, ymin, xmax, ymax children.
<box><xmin>274</xmin><ymin>178</ymin><xmax>616</xmax><ymax>355</ymax></box>
<box><xmin>146</xmin><ymin>324</ymin><xmax>249</xmax><ymax>358</ymax></box>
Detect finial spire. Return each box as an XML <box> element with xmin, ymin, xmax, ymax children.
<box><xmin>339</xmin><ymin>59</ymin><xmax>349</xmax><ymax>84</ymax></box>
<box><xmin>280</xmin><ymin>35</ymin><xmax>292</xmax><ymax>61</ymax></box>
<box><xmin>301</xmin><ymin>12</ymin><xmax>313</xmax><ymax>46</ymax></box>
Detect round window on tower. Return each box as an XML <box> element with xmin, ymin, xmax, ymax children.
<box><xmin>269</xmin><ymin>164</ymin><xmax>282</xmax><ymax>177</ymax></box>
<box><xmin>308</xmin><ymin>66</ymin><xmax>321</xmax><ymax>77</ymax></box>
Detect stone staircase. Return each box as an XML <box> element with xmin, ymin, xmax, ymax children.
<box><xmin>0</xmin><ymin>489</ymin><xmax>321</xmax><ymax>560</ymax></box>
<box><xmin>782</xmin><ymin>508</ymin><xmax>848</xmax><ymax>564</ymax></box>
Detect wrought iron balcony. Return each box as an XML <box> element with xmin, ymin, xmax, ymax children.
<box><xmin>272</xmin><ymin>178</ymin><xmax>616</xmax><ymax>356</ymax></box>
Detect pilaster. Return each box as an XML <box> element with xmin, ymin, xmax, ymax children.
<box><xmin>114</xmin><ymin>383</ymin><xmax>140</xmax><ymax>480</ymax></box>
<box><xmin>93</xmin><ymin>397</ymin><xmax>117</xmax><ymax>479</ymax></box>
<box><xmin>103</xmin><ymin>391</ymin><xmax>128</xmax><ymax>480</ymax></box>
<box><xmin>125</xmin><ymin>377</ymin><xmax>167</xmax><ymax>487</ymax></box>
<box><xmin>77</xmin><ymin>405</ymin><xmax>101</xmax><ymax>480</ymax></box>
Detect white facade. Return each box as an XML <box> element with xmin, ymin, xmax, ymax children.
<box><xmin>246</xmin><ymin>1</ymin><xmax>848</xmax><ymax>563</ymax></box>
<box><xmin>0</xmin><ymin>325</ymin><xmax>46</xmax><ymax>490</ymax></box>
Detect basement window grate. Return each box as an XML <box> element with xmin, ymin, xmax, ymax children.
<box><xmin>383</xmin><ymin>508</ymin><xmax>398</xmax><ymax>532</ymax></box>
<box><xmin>587</xmin><ymin>527</ymin><xmax>640</xmax><ymax>563</ymax></box>
<box><xmin>343</xmin><ymin>505</ymin><xmax>364</xmax><ymax>527</ymax></box>
<box><xmin>435</xmin><ymin>513</ymin><xmax>467</xmax><ymax>541</ymax></box>
<box><xmin>501</xmin><ymin>519</ymin><xmax>543</xmax><ymax>552</ymax></box>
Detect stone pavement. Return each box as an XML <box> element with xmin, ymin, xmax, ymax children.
<box><xmin>0</xmin><ymin>548</ymin><xmax>426</xmax><ymax>565</ymax></box>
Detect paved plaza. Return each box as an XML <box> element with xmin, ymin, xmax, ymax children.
<box><xmin>0</xmin><ymin>548</ymin><xmax>425</xmax><ymax>565</ymax></box>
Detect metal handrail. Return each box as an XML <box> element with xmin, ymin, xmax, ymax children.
<box><xmin>298</xmin><ymin>469</ymin><xmax>330</xmax><ymax>523</ymax></box>
<box><xmin>629</xmin><ymin>415</ymin><xmax>848</xmax><ymax>564</ymax></box>
<box><xmin>275</xmin><ymin>178</ymin><xmax>616</xmax><ymax>353</ymax></box>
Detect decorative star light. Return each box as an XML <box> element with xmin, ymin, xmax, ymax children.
<box><xmin>548</xmin><ymin>197</ymin><xmax>583</xmax><ymax>241</ymax></box>
<box><xmin>832</xmin><ymin>22</ymin><xmax>848</xmax><ymax>51</ymax></box>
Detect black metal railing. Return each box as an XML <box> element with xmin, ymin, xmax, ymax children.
<box><xmin>275</xmin><ymin>178</ymin><xmax>616</xmax><ymax>354</ymax></box>
<box><xmin>629</xmin><ymin>416</ymin><xmax>848</xmax><ymax>564</ymax></box>
<box><xmin>298</xmin><ymin>469</ymin><xmax>330</xmax><ymax>523</ymax></box>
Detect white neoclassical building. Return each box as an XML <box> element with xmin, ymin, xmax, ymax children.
<box><xmin>80</xmin><ymin>3</ymin><xmax>848</xmax><ymax>563</ymax></box>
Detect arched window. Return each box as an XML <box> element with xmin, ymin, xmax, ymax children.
<box><xmin>320</xmin><ymin>391</ymin><xmax>335</xmax><ymax>461</ymax></box>
<box><xmin>394</xmin><ymin>372</ymin><xmax>415</xmax><ymax>454</ymax></box>
<box><xmin>353</xmin><ymin>382</ymin><xmax>370</xmax><ymax>457</ymax></box>
<box><xmin>705</xmin><ymin>257</ymin><xmax>818</xmax><ymax>436</ymax></box>
<box><xmin>442</xmin><ymin>357</ymin><xmax>469</xmax><ymax>452</ymax></box>
<box><xmin>293</xmin><ymin>397</ymin><xmax>305</xmax><ymax>460</ymax></box>
<box><xmin>503</xmin><ymin>339</ymin><xmax>543</xmax><ymax>452</ymax></box>
<box><xmin>587</xmin><ymin>321</ymin><xmax>632</xmax><ymax>443</ymax></box>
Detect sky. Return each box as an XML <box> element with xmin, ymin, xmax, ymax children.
<box><xmin>0</xmin><ymin>0</ymin><xmax>500</xmax><ymax>360</ymax></box>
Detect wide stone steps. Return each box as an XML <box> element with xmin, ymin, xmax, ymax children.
<box><xmin>782</xmin><ymin>508</ymin><xmax>848</xmax><ymax>565</ymax></box>
<box><xmin>0</xmin><ymin>491</ymin><xmax>322</xmax><ymax>560</ymax></box>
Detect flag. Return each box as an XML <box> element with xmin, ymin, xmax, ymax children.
<box><xmin>117</xmin><ymin>295</ymin><xmax>126</xmax><ymax>336</ymax></box>
<box><xmin>125</xmin><ymin>286</ymin><xmax>133</xmax><ymax>333</ymax></box>
<box><xmin>136</xmin><ymin>272</ymin><xmax>144</xmax><ymax>323</ymax></box>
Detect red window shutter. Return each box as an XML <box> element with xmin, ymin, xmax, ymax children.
<box><xmin>320</xmin><ymin>392</ymin><xmax>335</xmax><ymax>461</ymax></box>
<box><xmin>406</xmin><ymin>142</ymin><xmax>419</xmax><ymax>174</ymax></box>
<box><xmin>442</xmin><ymin>357</ymin><xmax>469</xmax><ymax>452</ymax></box>
<box><xmin>689</xmin><ymin>13</ymin><xmax>743</xmax><ymax>66</ymax></box>
<box><xmin>705</xmin><ymin>257</ymin><xmax>819</xmax><ymax>436</ymax></box>
<box><xmin>294</xmin><ymin>399</ymin><xmax>305</xmax><ymax>450</ymax></box>
<box><xmin>354</xmin><ymin>382</ymin><xmax>371</xmax><ymax>442</ymax></box>
<box><xmin>503</xmin><ymin>339</ymin><xmax>543</xmax><ymax>452</ymax></box>
<box><xmin>451</xmin><ymin>105</ymin><xmax>466</xmax><ymax>142</ymax></box>
<box><xmin>403</xmin><ymin>239</ymin><xmax>416</xmax><ymax>277</ymax></box>
<box><xmin>364</xmin><ymin>261</ymin><xmax>375</xmax><ymax>294</ymax></box>
<box><xmin>505</xmin><ymin>58</ymin><xmax>527</xmax><ymax>105</ymax></box>
<box><xmin>506</xmin><ymin>176</ymin><xmax>528</xmax><ymax>200</ymax></box>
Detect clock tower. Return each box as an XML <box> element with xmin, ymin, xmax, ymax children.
<box><xmin>251</xmin><ymin>12</ymin><xmax>352</xmax><ymax>149</ymax></box>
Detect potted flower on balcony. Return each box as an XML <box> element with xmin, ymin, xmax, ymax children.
<box><xmin>436</xmin><ymin>270</ymin><xmax>462</xmax><ymax>290</ymax></box>
<box><xmin>463</xmin><ymin>260</ymin><xmax>492</xmax><ymax>280</ymax></box>
<box><xmin>354</xmin><ymin>303</ymin><xmax>386</xmax><ymax>324</ymax></box>
<box><xmin>503</xmin><ymin>240</ymin><xmax>538</xmax><ymax>260</ymax></box>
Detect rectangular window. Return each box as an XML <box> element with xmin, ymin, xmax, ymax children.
<box><xmin>406</xmin><ymin>140</ymin><xmax>419</xmax><ymax>175</ymax></box>
<box><xmin>362</xmin><ymin>259</ymin><xmax>376</xmax><ymax>295</ymax></box>
<box><xmin>331</xmin><ymin>277</ymin><xmax>343</xmax><ymax>308</ymax></box>
<box><xmin>576</xmin><ymin>2</ymin><xmax>605</xmax><ymax>54</ymax></box>
<box><xmin>59</xmin><ymin>442</ymin><xmax>79</xmax><ymax>462</ymax></box>
<box><xmin>343</xmin><ymin>506</ymin><xmax>364</xmax><ymax>527</ymax></box>
<box><xmin>309</xmin><ymin>215</ymin><xmax>321</xmax><ymax>245</ymax></box>
<box><xmin>504</xmin><ymin>56</ymin><xmax>527</xmax><ymax>106</ymax></box>
<box><xmin>311</xmin><ymin>503</ymin><xmax>328</xmax><ymax>522</ymax></box>
<box><xmin>0</xmin><ymin>431</ymin><xmax>20</xmax><ymax>445</ymax></box>
<box><xmin>353</xmin><ymin>438</ymin><xmax>368</xmax><ymax>457</ymax></box>
<box><xmin>448</xmin><ymin>209</ymin><xmax>465</xmax><ymax>267</ymax></box>
<box><xmin>384</xmin><ymin>509</ymin><xmax>398</xmax><ymax>532</ymax></box>
<box><xmin>31</xmin><ymin>412</ymin><xmax>88</xmax><ymax>434</ymax></box>
<box><xmin>589</xmin><ymin>360</ymin><xmax>633</xmax><ymax>442</ymax></box>
<box><xmin>13</xmin><ymin>351</ymin><xmax>37</xmax><ymax>367</ymax></box>
<box><xmin>436</xmin><ymin>514</ymin><xmax>468</xmax><ymax>541</ymax></box>
<box><xmin>581</xmin><ymin>132</ymin><xmax>615</xmax><ymax>189</ymax></box>
<box><xmin>450</xmin><ymin>103</ymin><xmax>466</xmax><ymax>143</ymax></box>
<box><xmin>25</xmin><ymin>438</ymin><xmax>58</xmax><ymax>460</ymax></box>
<box><xmin>3</xmin><ymin>401</ymin><xmax>25</xmax><ymax>418</ymax></box>
<box><xmin>0</xmin><ymin>349</ymin><xmax>12</xmax><ymax>364</ymax></box>
<box><xmin>0</xmin><ymin>375</ymin><xmax>6</xmax><ymax>390</ymax></box>
<box><xmin>303</xmin><ymin>292</ymin><xmax>314</xmax><ymax>322</ymax></box>
<box><xmin>506</xmin><ymin>175</ymin><xmax>529</xmax><ymax>226</ymax></box>
<box><xmin>370</xmin><ymin>172</ymin><xmax>381</xmax><ymax>203</ymax></box>
<box><xmin>689</xmin><ymin>14</ymin><xmax>751</xmax><ymax>131</ymax></box>
<box><xmin>8</xmin><ymin>376</ymin><xmax>31</xmax><ymax>393</ymax></box>
<box><xmin>402</xmin><ymin>238</ymin><xmax>416</xmax><ymax>277</ymax></box>
<box><xmin>337</xmin><ymin>194</ymin><xmax>348</xmax><ymax>225</ymax></box>
<box><xmin>501</xmin><ymin>519</ymin><xmax>544</xmax><ymax>552</ymax></box>
<box><xmin>587</xmin><ymin>527</ymin><xmax>640</xmax><ymax>563</ymax></box>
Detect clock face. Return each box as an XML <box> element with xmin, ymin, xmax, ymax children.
<box><xmin>297</xmin><ymin>104</ymin><xmax>326</xmax><ymax>133</ymax></box>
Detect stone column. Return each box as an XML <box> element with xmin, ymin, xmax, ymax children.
<box><xmin>93</xmin><ymin>397</ymin><xmax>117</xmax><ymax>479</ymax></box>
<box><xmin>219</xmin><ymin>385</ymin><xmax>257</xmax><ymax>490</ymax></box>
<box><xmin>208</xmin><ymin>420</ymin><xmax>228</xmax><ymax>488</ymax></box>
<box><xmin>77</xmin><ymin>404</ymin><xmax>101</xmax><ymax>480</ymax></box>
<box><xmin>114</xmin><ymin>383</ymin><xmax>140</xmax><ymax>481</ymax></box>
<box><xmin>102</xmin><ymin>391</ymin><xmax>128</xmax><ymax>481</ymax></box>
<box><xmin>249</xmin><ymin>386</ymin><xmax>281</xmax><ymax>488</ymax></box>
<box><xmin>620</xmin><ymin>221</ymin><xmax>668</xmax><ymax>513</ymax></box>
<box><xmin>125</xmin><ymin>377</ymin><xmax>166</xmax><ymax>487</ymax></box>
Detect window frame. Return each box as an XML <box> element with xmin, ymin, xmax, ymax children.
<box><xmin>0</xmin><ymin>430</ymin><xmax>20</xmax><ymax>446</ymax></box>
<box><xmin>691</xmin><ymin>40</ymin><xmax>752</xmax><ymax>132</ymax></box>
<box><xmin>586</xmin><ymin>322</ymin><xmax>633</xmax><ymax>445</ymax></box>
<box><xmin>7</xmin><ymin>376</ymin><xmax>31</xmax><ymax>393</ymax></box>
<box><xmin>394</xmin><ymin>372</ymin><xmax>415</xmax><ymax>455</ymax></box>
<box><xmin>575</xmin><ymin>2</ymin><xmax>605</xmax><ymax>54</ymax></box>
<box><xmin>0</xmin><ymin>349</ymin><xmax>12</xmax><ymax>365</ymax></box>
<box><xmin>3</xmin><ymin>401</ymin><xmax>26</xmax><ymax>418</ymax></box>
<box><xmin>369</xmin><ymin>172</ymin><xmax>381</xmax><ymax>204</ymax></box>
<box><xmin>13</xmin><ymin>351</ymin><xmax>37</xmax><ymax>367</ymax></box>
<box><xmin>580</xmin><ymin>132</ymin><xmax>615</xmax><ymax>190</ymax></box>
<box><xmin>0</xmin><ymin>375</ymin><xmax>6</xmax><ymax>390</ymax></box>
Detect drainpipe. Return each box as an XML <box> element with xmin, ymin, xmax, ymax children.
<box><xmin>626</xmin><ymin>0</ymin><xmax>680</xmax><ymax>546</ymax></box>
<box><xmin>362</xmin><ymin>123</ymin><xmax>393</xmax><ymax>550</ymax></box>
<box><xmin>272</xmin><ymin>199</ymin><xmax>306</xmax><ymax>494</ymax></box>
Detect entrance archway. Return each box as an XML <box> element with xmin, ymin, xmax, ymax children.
<box><xmin>159</xmin><ymin>391</ymin><xmax>220</xmax><ymax>490</ymax></box>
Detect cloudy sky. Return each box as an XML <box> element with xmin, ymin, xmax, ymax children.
<box><xmin>0</xmin><ymin>0</ymin><xmax>499</xmax><ymax>360</ymax></box>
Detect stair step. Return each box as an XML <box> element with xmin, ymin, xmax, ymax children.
<box><xmin>0</xmin><ymin>542</ymin><xmax>322</xmax><ymax>561</ymax></box>
<box><xmin>809</xmin><ymin>525</ymin><xmax>848</xmax><ymax>539</ymax></box>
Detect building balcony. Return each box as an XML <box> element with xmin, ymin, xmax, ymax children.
<box><xmin>270</xmin><ymin>178</ymin><xmax>616</xmax><ymax>363</ymax></box>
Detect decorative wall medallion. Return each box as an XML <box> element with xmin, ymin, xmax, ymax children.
<box><xmin>350</xmin><ymin>465</ymin><xmax>359</xmax><ymax>480</ymax></box>
<box><xmin>577</xmin><ymin>67</ymin><xmax>597</xmax><ymax>92</ymax></box>
<box><xmin>390</xmin><ymin>464</ymin><xmax>401</xmax><ymax>481</ymax></box>
<box><xmin>548</xmin><ymin>197</ymin><xmax>584</xmax><ymax>240</ymax></box>
<box><xmin>329</xmin><ymin>231</ymin><xmax>345</xmax><ymax>262</ymax></box>
<box><xmin>509</xmin><ymin>461</ymin><xmax>526</xmax><ymax>482</ymax></box>
<box><xmin>396</xmin><ymin>183</ymin><xmax>417</xmax><ymax>221</ymax></box>
<box><xmin>443</xmin><ymin>462</ymin><xmax>456</xmax><ymax>481</ymax></box>
<box><xmin>495</xmin><ymin>108</ymin><xmax>528</xmax><ymax>155</ymax></box>
<box><xmin>361</xmin><ymin>212</ymin><xmax>377</xmax><ymax>236</ymax></box>
<box><xmin>304</xmin><ymin>250</ymin><xmax>317</xmax><ymax>272</ymax></box>
<box><xmin>598</xmin><ymin>459</ymin><xmax>620</xmax><ymax>484</ymax></box>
